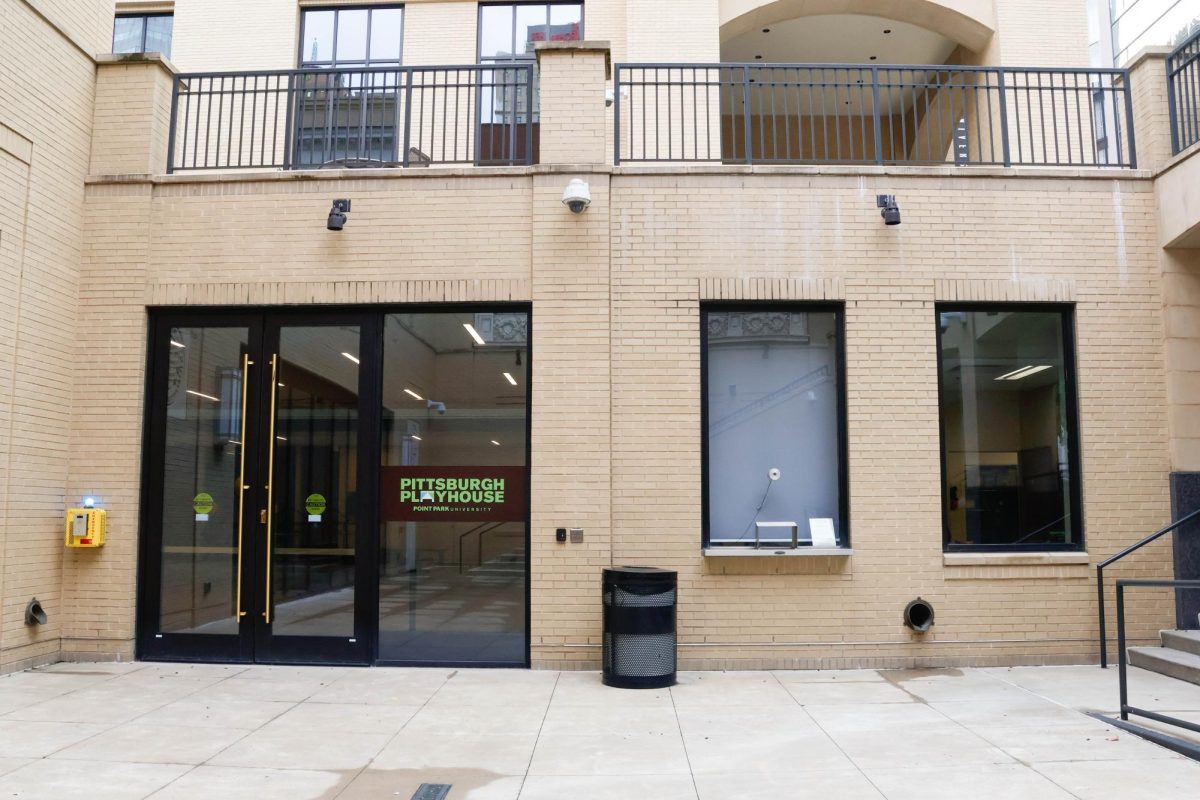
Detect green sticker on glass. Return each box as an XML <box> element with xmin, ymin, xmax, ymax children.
<box><xmin>305</xmin><ymin>493</ymin><xmax>327</xmax><ymax>516</ymax></box>
<box><xmin>192</xmin><ymin>492</ymin><xmax>214</xmax><ymax>515</ymax></box>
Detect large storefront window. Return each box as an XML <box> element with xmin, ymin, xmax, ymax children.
<box><xmin>378</xmin><ymin>311</ymin><xmax>529</xmax><ymax>665</ymax></box>
<box><xmin>937</xmin><ymin>307</ymin><xmax>1082</xmax><ymax>550</ymax></box>
<box><xmin>138</xmin><ymin>308</ymin><xmax>530</xmax><ymax>667</ymax></box>
<box><xmin>702</xmin><ymin>306</ymin><xmax>846</xmax><ymax>549</ymax></box>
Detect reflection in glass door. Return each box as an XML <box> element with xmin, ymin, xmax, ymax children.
<box><xmin>155</xmin><ymin>325</ymin><xmax>251</xmax><ymax>640</ymax></box>
<box><xmin>256</xmin><ymin>321</ymin><xmax>372</xmax><ymax>663</ymax></box>
<box><xmin>378</xmin><ymin>312</ymin><xmax>530</xmax><ymax>665</ymax></box>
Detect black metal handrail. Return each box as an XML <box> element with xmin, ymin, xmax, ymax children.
<box><xmin>456</xmin><ymin>521</ymin><xmax>504</xmax><ymax>575</ymax></box>
<box><xmin>1097</xmin><ymin>505</ymin><xmax>1200</xmax><ymax>667</ymax></box>
<box><xmin>1115</xmin><ymin>578</ymin><xmax>1200</xmax><ymax>736</ymax></box>
<box><xmin>167</xmin><ymin>63</ymin><xmax>536</xmax><ymax>172</ymax></box>
<box><xmin>614</xmin><ymin>62</ymin><xmax>1136</xmax><ymax>168</ymax></box>
<box><xmin>1168</xmin><ymin>27</ymin><xmax>1200</xmax><ymax>155</ymax></box>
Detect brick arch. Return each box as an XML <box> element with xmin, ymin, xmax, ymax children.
<box><xmin>720</xmin><ymin>0</ymin><xmax>996</xmax><ymax>54</ymax></box>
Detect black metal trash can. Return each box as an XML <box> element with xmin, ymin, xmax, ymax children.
<box><xmin>602</xmin><ymin>566</ymin><xmax>677</xmax><ymax>689</ymax></box>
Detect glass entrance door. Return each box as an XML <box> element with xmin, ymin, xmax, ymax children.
<box><xmin>138</xmin><ymin>312</ymin><xmax>375</xmax><ymax>664</ymax></box>
<box><xmin>137</xmin><ymin>307</ymin><xmax>529</xmax><ymax>666</ymax></box>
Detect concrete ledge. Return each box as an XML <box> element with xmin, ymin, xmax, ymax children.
<box><xmin>703</xmin><ymin>547</ymin><xmax>853</xmax><ymax>557</ymax></box>
<box><xmin>85</xmin><ymin>162</ymin><xmax>1159</xmax><ymax>186</ymax></box>
<box><xmin>95</xmin><ymin>51</ymin><xmax>178</xmax><ymax>77</ymax></box>
<box><xmin>943</xmin><ymin>552</ymin><xmax>1090</xmax><ymax>566</ymax></box>
<box><xmin>533</xmin><ymin>40</ymin><xmax>612</xmax><ymax>79</ymax></box>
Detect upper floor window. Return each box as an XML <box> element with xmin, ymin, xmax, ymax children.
<box><xmin>937</xmin><ymin>306</ymin><xmax>1082</xmax><ymax>551</ymax></box>
<box><xmin>702</xmin><ymin>306</ymin><xmax>847</xmax><ymax>550</ymax></box>
<box><xmin>300</xmin><ymin>5</ymin><xmax>404</xmax><ymax>68</ymax></box>
<box><xmin>113</xmin><ymin>13</ymin><xmax>173</xmax><ymax>58</ymax></box>
<box><xmin>479</xmin><ymin>2</ymin><xmax>582</xmax><ymax>61</ymax></box>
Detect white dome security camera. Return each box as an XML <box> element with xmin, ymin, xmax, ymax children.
<box><xmin>562</xmin><ymin>178</ymin><xmax>591</xmax><ymax>214</ymax></box>
<box><xmin>768</xmin><ymin>468</ymin><xmax>782</xmax><ymax>481</ymax></box>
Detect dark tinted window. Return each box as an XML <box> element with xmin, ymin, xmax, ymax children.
<box><xmin>938</xmin><ymin>307</ymin><xmax>1081</xmax><ymax>550</ymax></box>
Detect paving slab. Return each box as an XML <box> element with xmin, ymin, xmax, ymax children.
<box><xmin>0</xmin><ymin>662</ymin><xmax>1197</xmax><ymax>798</ymax></box>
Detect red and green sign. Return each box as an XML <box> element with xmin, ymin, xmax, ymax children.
<box><xmin>380</xmin><ymin>466</ymin><xmax>527</xmax><ymax>522</ymax></box>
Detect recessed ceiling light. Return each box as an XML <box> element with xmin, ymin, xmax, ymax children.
<box><xmin>411</xmin><ymin>434</ymin><xmax>422</xmax><ymax>441</ymax></box>
<box><xmin>342</xmin><ymin>352</ymin><xmax>360</xmax><ymax>365</ymax></box>
<box><xmin>762</xmin><ymin>27</ymin><xmax>770</xmax><ymax>33</ymax></box>
<box><xmin>884</xmin><ymin>29</ymin><xmax>892</xmax><ymax>34</ymax></box>
<box><xmin>463</xmin><ymin>323</ymin><xmax>486</xmax><ymax>346</ymax></box>
<box><xmin>404</xmin><ymin>388</ymin><xmax>424</xmax><ymax>401</ymax></box>
<box><xmin>276</xmin><ymin>435</ymin><xmax>287</xmax><ymax>441</ymax></box>
<box><xmin>503</xmin><ymin>372</ymin><xmax>518</xmax><ymax>386</ymax></box>
<box><xmin>995</xmin><ymin>365</ymin><xmax>1052</xmax><ymax>381</ymax></box>
<box><xmin>186</xmin><ymin>389</ymin><xmax>220</xmax><ymax>402</ymax></box>
<box><xmin>491</xmin><ymin>440</ymin><xmax>501</xmax><ymax>446</ymax></box>
<box><xmin>870</xmin><ymin>55</ymin><xmax>877</xmax><ymax>60</ymax></box>
<box><xmin>754</xmin><ymin>54</ymin><xmax>763</xmax><ymax>59</ymax></box>
<box><xmin>169</xmin><ymin>339</ymin><xmax>186</xmax><ymax>349</ymax></box>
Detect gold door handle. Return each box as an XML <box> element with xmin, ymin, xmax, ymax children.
<box><xmin>235</xmin><ymin>354</ymin><xmax>252</xmax><ymax>620</ymax></box>
<box><xmin>264</xmin><ymin>353</ymin><xmax>279</xmax><ymax>623</ymax></box>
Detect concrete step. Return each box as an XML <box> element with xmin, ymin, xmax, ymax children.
<box><xmin>1162</xmin><ymin>630</ymin><xmax>1200</xmax><ymax>658</ymax></box>
<box><xmin>1129</xmin><ymin>645</ymin><xmax>1200</xmax><ymax>687</ymax></box>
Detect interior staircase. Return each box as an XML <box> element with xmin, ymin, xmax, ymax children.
<box><xmin>1128</xmin><ymin>630</ymin><xmax>1200</xmax><ymax>687</ymax></box>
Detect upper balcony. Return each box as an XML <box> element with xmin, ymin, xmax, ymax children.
<box><xmin>159</xmin><ymin>56</ymin><xmax>1137</xmax><ymax>174</ymax></box>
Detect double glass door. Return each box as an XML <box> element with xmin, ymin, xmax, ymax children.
<box><xmin>138</xmin><ymin>311</ymin><xmax>377</xmax><ymax>664</ymax></box>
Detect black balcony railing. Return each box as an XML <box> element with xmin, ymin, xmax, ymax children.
<box><xmin>1168</xmin><ymin>27</ymin><xmax>1200</xmax><ymax>155</ymax></box>
<box><xmin>166</xmin><ymin>64</ymin><xmax>537</xmax><ymax>173</ymax></box>
<box><xmin>614</xmin><ymin>63</ymin><xmax>1136</xmax><ymax>168</ymax></box>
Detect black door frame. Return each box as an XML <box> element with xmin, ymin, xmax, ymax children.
<box><xmin>137</xmin><ymin>308</ymin><xmax>378</xmax><ymax>665</ymax></box>
<box><xmin>136</xmin><ymin>304</ymin><xmax>531</xmax><ymax>667</ymax></box>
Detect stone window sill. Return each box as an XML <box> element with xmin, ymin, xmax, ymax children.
<box><xmin>703</xmin><ymin>547</ymin><xmax>853</xmax><ymax>557</ymax></box>
<box><xmin>943</xmin><ymin>552</ymin><xmax>1090</xmax><ymax>567</ymax></box>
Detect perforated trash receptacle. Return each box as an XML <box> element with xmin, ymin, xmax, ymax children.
<box><xmin>602</xmin><ymin>566</ymin><xmax>677</xmax><ymax>689</ymax></box>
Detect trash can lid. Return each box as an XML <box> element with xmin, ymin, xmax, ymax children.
<box><xmin>603</xmin><ymin>566</ymin><xmax>677</xmax><ymax>582</ymax></box>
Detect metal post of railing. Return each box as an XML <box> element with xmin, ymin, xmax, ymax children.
<box><xmin>996</xmin><ymin>69</ymin><xmax>1012</xmax><ymax>167</ymax></box>
<box><xmin>1167</xmin><ymin>56</ymin><xmax>1181</xmax><ymax>155</ymax></box>
<box><xmin>742</xmin><ymin>65</ymin><xmax>753</xmax><ymax>165</ymax></box>
<box><xmin>282</xmin><ymin>73</ymin><xmax>296</xmax><ymax>170</ymax></box>
<box><xmin>1121</xmin><ymin>69</ymin><xmax>1137</xmax><ymax>168</ymax></box>
<box><xmin>402</xmin><ymin>68</ymin><xmax>413</xmax><ymax>167</ymax></box>
<box><xmin>613</xmin><ymin>66</ymin><xmax>622</xmax><ymax>165</ymax></box>
<box><xmin>1116</xmin><ymin>582</ymin><xmax>1128</xmax><ymax>720</ymax></box>
<box><xmin>871</xmin><ymin>66</ymin><xmax>884</xmax><ymax>165</ymax></box>
<box><xmin>524</xmin><ymin>64</ymin><xmax>534</xmax><ymax>166</ymax></box>
<box><xmin>166</xmin><ymin>77</ymin><xmax>180</xmax><ymax>174</ymax></box>
<box><xmin>1098</xmin><ymin>564</ymin><xmax>1108</xmax><ymax>668</ymax></box>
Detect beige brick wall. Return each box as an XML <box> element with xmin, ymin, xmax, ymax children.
<box><xmin>0</xmin><ymin>0</ymin><xmax>110</xmax><ymax>671</ymax></box>
<box><xmin>597</xmin><ymin>171</ymin><xmax>1173</xmax><ymax>670</ymax></box>
<box><xmin>69</xmin><ymin>164</ymin><xmax>1177</xmax><ymax>669</ymax></box>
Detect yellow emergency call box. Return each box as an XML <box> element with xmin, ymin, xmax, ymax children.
<box><xmin>65</xmin><ymin>508</ymin><xmax>106</xmax><ymax>548</ymax></box>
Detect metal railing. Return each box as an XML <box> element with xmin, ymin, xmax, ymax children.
<box><xmin>167</xmin><ymin>64</ymin><xmax>536</xmax><ymax>173</ymax></box>
<box><xmin>1096</xmin><ymin>505</ymin><xmax>1200</xmax><ymax>667</ymax></box>
<box><xmin>614</xmin><ymin>63</ymin><xmax>1136</xmax><ymax>168</ymax></box>
<box><xmin>1115</xmin><ymin>578</ymin><xmax>1200</xmax><ymax>736</ymax></box>
<box><xmin>1168</xmin><ymin>27</ymin><xmax>1200</xmax><ymax>155</ymax></box>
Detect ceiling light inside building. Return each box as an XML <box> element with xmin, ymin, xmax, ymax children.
<box><xmin>404</xmin><ymin>388</ymin><xmax>424</xmax><ymax>401</ymax></box>
<box><xmin>995</xmin><ymin>365</ymin><xmax>1052</xmax><ymax>381</ymax></box>
<box><xmin>342</xmin><ymin>352</ymin><xmax>360</xmax><ymax>364</ymax></box>
<box><xmin>503</xmin><ymin>372</ymin><xmax>518</xmax><ymax>386</ymax></box>
<box><xmin>463</xmin><ymin>323</ymin><xmax>486</xmax><ymax>345</ymax></box>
